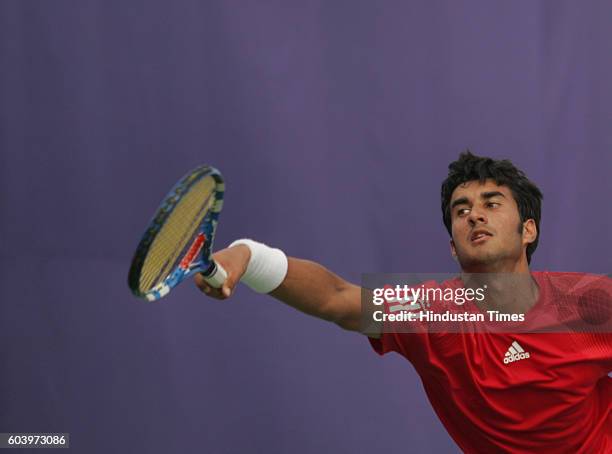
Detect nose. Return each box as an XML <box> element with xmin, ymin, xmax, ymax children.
<box><xmin>468</xmin><ymin>207</ymin><xmax>487</xmax><ymax>227</ymax></box>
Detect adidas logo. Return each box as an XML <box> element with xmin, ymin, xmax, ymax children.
<box><xmin>503</xmin><ymin>341</ymin><xmax>530</xmax><ymax>365</ymax></box>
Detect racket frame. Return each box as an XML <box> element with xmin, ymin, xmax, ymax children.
<box><xmin>128</xmin><ymin>165</ymin><xmax>226</xmax><ymax>301</ymax></box>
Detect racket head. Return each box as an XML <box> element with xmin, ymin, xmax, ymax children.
<box><xmin>128</xmin><ymin>165</ymin><xmax>225</xmax><ymax>301</ymax></box>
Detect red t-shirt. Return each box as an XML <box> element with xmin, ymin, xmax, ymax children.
<box><xmin>369</xmin><ymin>272</ymin><xmax>611</xmax><ymax>453</ymax></box>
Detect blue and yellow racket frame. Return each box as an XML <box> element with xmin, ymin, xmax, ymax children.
<box><xmin>128</xmin><ymin>165</ymin><xmax>226</xmax><ymax>301</ymax></box>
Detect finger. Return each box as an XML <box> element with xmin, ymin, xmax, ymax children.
<box><xmin>208</xmin><ymin>289</ymin><xmax>227</xmax><ymax>300</ymax></box>
<box><xmin>221</xmin><ymin>267</ymin><xmax>241</xmax><ymax>295</ymax></box>
<box><xmin>194</xmin><ymin>274</ymin><xmax>221</xmax><ymax>298</ymax></box>
<box><xmin>194</xmin><ymin>274</ymin><xmax>211</xmax><ymax>293</ymax></box>
<box><xmin>222</xmin><ymin>285</ymin><xmax>231</xmax><ymax>298</ymax></box>
<box><xmin>194</xmin><ymin>274</ymin><xmax>230</xmax><ymax>300</ymax></box>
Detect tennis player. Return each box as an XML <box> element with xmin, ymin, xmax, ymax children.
<box><xmin>195</xmin><ymin>152</ymin><xmax>611</xmax><ymax>453</ymax></box>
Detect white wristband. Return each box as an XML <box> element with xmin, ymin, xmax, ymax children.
<box><xmin>229</xmin><ymin>239</ymin><xmax>288</xmax><ymax>294</ymax></box>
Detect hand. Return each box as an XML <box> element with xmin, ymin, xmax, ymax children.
<box><xmin>194</xmin><ymin>244</ymin><xmax>251</xmax><ymax>300</ymax></box>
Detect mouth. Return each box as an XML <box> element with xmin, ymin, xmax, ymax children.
<box><xmin>470</xmin><ymin>230</ymin><xmax>493</xmax><ymax>244</ymax></box>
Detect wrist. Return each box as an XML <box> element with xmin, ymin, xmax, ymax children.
<box><xmin>229</xmin><ymin>239</ymin><xmax>288</xmax><ymax>294</ymax></box>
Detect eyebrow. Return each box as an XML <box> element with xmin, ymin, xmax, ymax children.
<box><xmin>450</xmin><ymin>191</ymin><xmax>507</xmax><ymax>210</ymax></box>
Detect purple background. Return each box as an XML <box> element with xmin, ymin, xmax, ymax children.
<box><xmin>1</xmin><ymin>1</ymin><xmax>611</xmax><ymax>453</ymax></box>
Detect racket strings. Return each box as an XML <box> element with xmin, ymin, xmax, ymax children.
<box><xmin>139</xmin><ymin>176</ymin><xmax>216</xmax><ymax>291</ymax></box>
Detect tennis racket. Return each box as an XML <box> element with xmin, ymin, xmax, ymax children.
<box><xmin>128</xmin><ymin>165</ymin><xmax>227</xmax><ymax>301</ymax></box>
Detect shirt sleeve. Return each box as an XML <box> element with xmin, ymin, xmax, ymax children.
<box><xmin>368</xmin><ymin>332</ymin><xmax>399</xmax><ymax>356</ymax></box>
<box><xmin>365</xmin><ymin>280</ymin><xmax>443</xmax><ymax>357</ymax></box>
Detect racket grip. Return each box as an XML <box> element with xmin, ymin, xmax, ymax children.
<box><xmin>202</xmin><ymin>261</ymin><xmax>227</xmax><ymax>288</ymax></box>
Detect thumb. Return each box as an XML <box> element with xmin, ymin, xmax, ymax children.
<box><xmin>220</xmin><ymin>272</ymin><xmax>240</xmax><ymax>298</ymax></box>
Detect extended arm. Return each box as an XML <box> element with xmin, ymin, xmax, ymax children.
<box><xmin>194</xmin><ymin>244</ymin><xmax>377</xmax><ymax>336</ymax></box>
<box><xmin>270</xmin><ymin>257</ymin><xmax>362</xmax><ymax>332</ymax></box>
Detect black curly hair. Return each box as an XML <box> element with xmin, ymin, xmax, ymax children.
<box><xmin>441</xmin><ymin>151</ymin><xmax>543</xmax><ymax>264</ymax></box>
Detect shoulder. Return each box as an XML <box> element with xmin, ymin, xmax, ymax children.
<box><xmin>533</xmin><ymin>271</ymin><xmax>611</xmax><ymax>293</ymax></box>
<box><xmin>534</xmin><ymin>271</ymin><xmax>611</xmax><ymax>329</ymax></box>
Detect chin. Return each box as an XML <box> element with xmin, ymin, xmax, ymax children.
<box><xmin>457</xmin><ymin>254</ymin><xmax>500</xmax><ymax>271</ymax></box>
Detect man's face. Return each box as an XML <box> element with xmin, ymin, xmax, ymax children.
<box><xmin>449</xmin><ymin>179</ymin><xmax>535</xmax><ymax>271</ymax></box>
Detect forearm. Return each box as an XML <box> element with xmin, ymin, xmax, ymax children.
<box><xmin>199</xmin><ymin>243</ymin><xmax>365</xmax><ymax>332</ymax></box>
<box><xmin>269</xmin><ymin>257</ymin><xmax>362</xmax><ymax>331</ymax></box>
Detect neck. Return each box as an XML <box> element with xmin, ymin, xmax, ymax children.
<box><xmin>461</xmin><ymin>263</ymin><xmax>538</xmax><ymax>314</ymax></box>
<box><xmin>461</xmin><ymin>256</ymin><xmax>531</xmax><ymax>274</ymax></box>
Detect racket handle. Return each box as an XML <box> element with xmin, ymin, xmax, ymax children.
<box><xmin>202</xmin><ymin>261</ymin><xmax>227</xmax><ymax>288</ymax></box>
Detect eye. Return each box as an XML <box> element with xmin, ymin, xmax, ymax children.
<box><xmin>457</xmin><ymin>208</ymin><xmax>470</xmax><ymax>216</ymax></box>
<box><xmin>487</xmin><ymin>202</ymin><xmax>500</xmax><ymax>208</ymax></box>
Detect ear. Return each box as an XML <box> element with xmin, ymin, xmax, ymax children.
<box><xmin>450</xmin><ymin>239</ymin><xmax>458</xmax><ymax>261</ymax></box>
<box><xmin>522</xmin><ymin>219</ymin><xmax>537</xmax><ymax>246</ymax></box>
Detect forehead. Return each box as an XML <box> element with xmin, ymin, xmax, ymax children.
<box><xmin>450</xmin><ymin>179</ymin><xmax>514</xmax><ymax>203</ymax></box>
